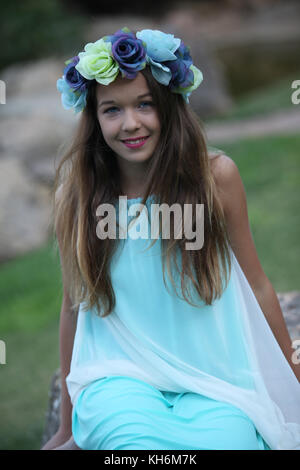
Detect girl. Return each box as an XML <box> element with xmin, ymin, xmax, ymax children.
<box><xmin>43</xmin><ymin>28</ymin><xmax>300</xmax><ymax>450</ymax></box>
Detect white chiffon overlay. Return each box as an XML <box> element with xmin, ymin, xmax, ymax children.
<box><xmin>66</xmin><ymin>198</ymin><xmax>300</xmax><ymax>450</ymax></box>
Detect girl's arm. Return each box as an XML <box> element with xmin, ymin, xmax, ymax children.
<box><xmin>211</xmin><ymin>154</ymin><xmax>300</xmax><ymax>382</ymax></box>
<box><xmin>42</xmin><ymin>248</ymin><xmax>78</xmax><ymax>449</ymax></box>
<box><xmin>58</xmin><ymin>288</ymin><xmax>78</xmax><ymax>438</ymax></box>
<box><xmin>42</xmin><ymin>190</ymin><xmax>79</xmax><ymax>449</ymax></box>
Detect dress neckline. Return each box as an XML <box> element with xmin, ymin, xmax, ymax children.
<box><xmin>119</xmin><ymin>194</ymin><xmax>156</xmax><ymax>204</ymax></box>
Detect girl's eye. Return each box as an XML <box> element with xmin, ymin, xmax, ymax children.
<box><xmin>139</xmin><ymin>101</ymin><xmax>153</xmax><ymax>108</ymax></box>
<box><xmin>104</xmin><ymin>106</ymin><xmax>119</xmax><ymax>114</ymax></box>
<box><xmin>103</xmin><ymin>102</ymin><xmax>153</xmax><ymax>114</ymax></box>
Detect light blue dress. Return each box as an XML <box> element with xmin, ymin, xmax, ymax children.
<box><xmin>67</xmin><ymin>195</ymin><xmax>300</xmax><ymax>450</ymax></box>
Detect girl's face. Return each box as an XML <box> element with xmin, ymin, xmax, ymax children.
<box><xmin>96</xmin><ymin>72</ymin><xmax>161</xmax><ymax>166</ymax></box>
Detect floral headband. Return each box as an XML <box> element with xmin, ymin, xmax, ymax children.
<box><xmin>57</xmin><ymin>27</ymin><xmax>203</xmax><ymax>113</ymax></box>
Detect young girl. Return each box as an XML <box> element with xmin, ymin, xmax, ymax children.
<box><xmin>43</xmin><ymin>28</ymin><xmax>300</xmax><ymax>450</ymax></box>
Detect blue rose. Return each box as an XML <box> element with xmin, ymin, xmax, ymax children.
<box><xmin>56</xmin><ymin>77</ymin><xmax>87</xmax><ymax>113</ymax></box>
<box><xmin>136</xmin><ymin>29</ymin><xmax>181</xmax><ymax>86</ymax></box>
<box><xmin>63</xmin><ymin>56</ymin><xmax>90</xmax><ymax>92</ymax></box>
<box><xmin>105</xmin><ymin>28</ymin><xmax>146</xmax><ymax>79</ymax></box>
<box><xmin>172</xmin><ymin>65</ymin><xmax>203</xmax><ymax>103</ymax></box>
<box><xmin>164</xmin><ymin>41</ymin><xmax>194</xmax><ymax>90</ymax></box>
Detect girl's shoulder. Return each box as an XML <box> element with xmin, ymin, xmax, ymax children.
<box><xmin>208</xmin><ymin>152</ymin><xmax>244</xmax><ymax>212</ymax></box>
<box><xmin>208</xmin><ymin>152</ymin><xmax>236</xmax><ymax>181</ymax></box>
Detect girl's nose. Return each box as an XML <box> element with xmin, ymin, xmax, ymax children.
<box><xmin>121</xmin><ymin>109</ymin><xmax>141</xmax><ymax>131</ymax></box>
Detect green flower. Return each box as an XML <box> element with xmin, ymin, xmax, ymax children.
<box><xmin>75</xmin><ymin>39</ymin><xmax>119</xmax><ymax>85</ymax></box>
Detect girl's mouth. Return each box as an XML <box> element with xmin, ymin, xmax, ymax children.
<box><xmin>122</xmin><ymin>136</ymin><xmax>149</xmax><ymax>149</ymax></box>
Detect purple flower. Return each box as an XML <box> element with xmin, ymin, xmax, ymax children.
<box><xmin>63</xmin><ymin>56</ymin><xmax>90</xmax><ymax>92</ymax></box>
<box><xmin>164</xmin><ymin>41</ymin><xmax>194</xmax><ymax>90</ymax></box>
<box><xmin>106</xmin><ymin>28</ymin><xmax>146</xmax><ymax>79</ymax></box>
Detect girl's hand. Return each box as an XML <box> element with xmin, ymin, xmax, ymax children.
<box><xmin>41</xmin><ymin>429</ymin><xmax>80</xmax><ymax>450</ymax></box>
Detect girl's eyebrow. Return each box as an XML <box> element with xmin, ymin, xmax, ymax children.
<box><xmin>98</xmin><ymin>93</ymin><xmax>152</xmax><ymax>108</ymax></box>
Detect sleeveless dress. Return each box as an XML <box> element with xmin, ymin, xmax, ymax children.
<box><xmin>66</xmin><ymin>195</ymin><xmax>300</xmax><ymax>450</ymax></box>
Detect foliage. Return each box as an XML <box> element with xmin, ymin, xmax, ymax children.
<box><xmin>0</xmin><ymin>0</ymin><xmax>87</xmax><ymax>72</ymax></box>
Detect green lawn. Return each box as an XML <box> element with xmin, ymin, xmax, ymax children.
<box><xmin>0</xmin><ymin>241</ymin><xmax>61</xmax><ymax>450</ymax></box>
<box><xmin>206</xmin><ymin>69</ymin><xmax>300</xmax><ymax>123</ymax></box>
<box><xmin>0</xmin><ymin>133</ymin><xmax>299</xmax><ymax>450</ymax></box>
<box><xmin>219</xmin><ymin>134</ymin><xmax>300</xmax><ymax>291</ymax></box>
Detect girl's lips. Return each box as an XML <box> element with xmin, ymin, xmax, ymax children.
<box><xmin>121</xmin><ymin>136</ymin><xmax>149</xmax><ymax>149</ymax></box>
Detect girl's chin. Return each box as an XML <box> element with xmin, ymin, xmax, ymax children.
<box><xmin>122</xmin><ymin>154</ymin><xmax>152</xmax><ymax>163</ymax></box>
<box><xmin>116</xmin><ymin>149</ymin><xmax>154</xmax><ymax>162</ymax></box>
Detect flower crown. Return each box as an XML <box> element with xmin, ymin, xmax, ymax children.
<box><xmin>57</xmin><ymin>27</ymin><xmax>203</xmax><ymax>114</ymax></box>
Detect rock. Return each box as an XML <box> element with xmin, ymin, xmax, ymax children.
<box><xmin>41</xmin><ymin>369</ymin><xmax>61</xmax><ymax>447</ymax></box>
<box><xmin>0</xmin><ymin>158</ymin><xmax>53</xmax><ymax>262</ymax></box>
<box><xmin>1</xmin><ymin>58</ymin><xmax>62</xmax><ymax>99</ymax></box>
<box><xmin>0</xmin><ymin>58</ymin><xmax>76</xmax><ymax>262</ymax></box>
<box><xmin>277</xmin><ymin>291</ymin><xmax>300</xmax><ymax>341</ymax></box>
<box><xmin>41</xmin><ymin>291</ymin><xmax>300</xmax><ymax>447</ymax></box>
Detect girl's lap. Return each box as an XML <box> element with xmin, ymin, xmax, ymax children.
<box><xmin>72</xmin><ymin>375</ymin><xmax>270</xmax><ymax>450</ymax></box>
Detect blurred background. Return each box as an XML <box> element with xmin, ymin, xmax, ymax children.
<box><xmin>0</xmin><ymin>0</ymin><xmax>299</xmax><ymax>450</ymax></box>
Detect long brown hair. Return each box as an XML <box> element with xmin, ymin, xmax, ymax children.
<box><xmin>52</xmin><ymin>66</ymin><xmax>232</xmax><ymax>316</ymax></box>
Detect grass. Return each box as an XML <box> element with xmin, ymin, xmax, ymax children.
<box><xmin>0</xmin><ymin>240</ymin><xmax>61</xmax><ymax>450</ymax></box>
<box><xmin>0</xmin><ymin>241</ymin><xmax>62</xmax><ymax>333</ymax></box>
<box><xmin>215</xmin><ymin>133</ymin><xmax>300</xmax><ymax>292</ymax></box>
<box><xmin>0</xmin><ymin>322</ymin><xmax>60</xmax><ymax>450</ymax></box>
<box><xmin>206</xmin><ymin>69</ymin><xmax>300</xmax><ymax>123</ymax></box>
<box><xmin>0</xmin><ymin>134</ymin><xmax>299</xmax><ymax>450</ymax></box>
